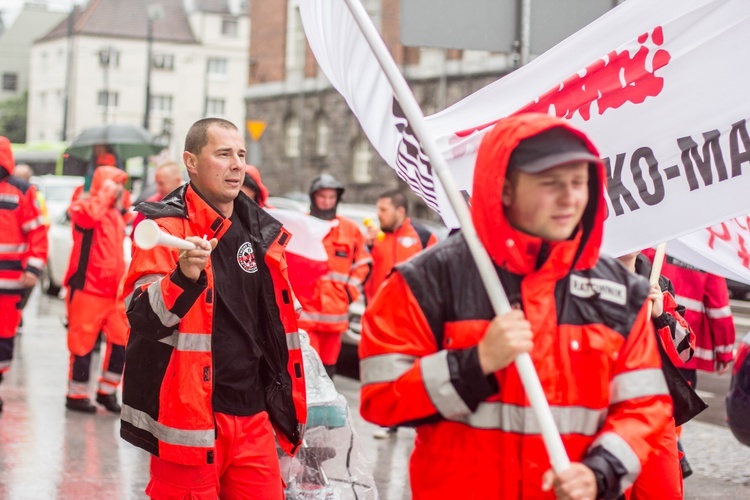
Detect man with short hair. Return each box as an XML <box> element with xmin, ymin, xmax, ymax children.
<box><xmin>360</xmin><ymin>114</ymin><xmax>671</xmax><ymax>499</ymax></box>
<box><xmin>364</xmin><ymin>189</ymin><xmax>437</xmax><ymax>302</ymax></box>
<box><xmin>298</xmin><ymin>174</ymin><xmax>371</xmax><ymax>378</ymax></box>
<box><xmin>120</xmin><ymin>118</ymin><xmax>306</xmax><ymax>498</ymax></box>
<box><xmin>0</xmin><ymin>138</ymin><xmax>48</xmax><ymax>413</ymax></box>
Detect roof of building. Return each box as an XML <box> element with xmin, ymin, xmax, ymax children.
<box><xmin>194</xmin><ymin>0</ymin><xmax>249</xmax><ymax>15</ymax></box>
<box><xmin>38</xmin><ymin>0</ymin><xmax>202</xmax><ymax>44</ymax></box>
<box><xmin>0</xmin><ymin>4</ymin><xmax>67</xmax><ymax>48</ymax></box>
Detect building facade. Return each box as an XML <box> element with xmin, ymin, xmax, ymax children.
<box><xmin>245</xmin><ymin>0</ymin><xmax>518</xmax><ymax>214</ymax></box>
<box><xmin>26</xmin><ymin>0</ymin><xmax>249</xmax><ymax>161</ymax></box>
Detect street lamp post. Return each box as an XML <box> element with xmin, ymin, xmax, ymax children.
<box><xmin>99</xmin><ymin>46</ymin><xmax>114</xmax><ymax>124</ymax></box>
<box><xmin>143</xmin><ymin>3</ymin><xmax>164</xmax><ymax>131</ymax></box>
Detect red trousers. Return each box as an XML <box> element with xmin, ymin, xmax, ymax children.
<box><xmin>0</xmin><ymin>294</ymin><xmax>22</xmax><ymax>374</ymax></box>
<box><xmin>308</xmin><ymin>330</ymin><xmax>344</xmax><ymax>365</ymax></box>
<box><xmin>146</xmin><ymin>411</ymin><xmax>283</xmax><ymax>499</ymax></box>
<box><xmin>626</xmin><ymin>417</ymin><xmax>682</xmax><ymax>499</ymax></box>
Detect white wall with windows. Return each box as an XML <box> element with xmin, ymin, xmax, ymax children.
<box><xmin>27</xmin><ymin>10</ymin><xmax>248</xmax><ymax>158</ymax></box>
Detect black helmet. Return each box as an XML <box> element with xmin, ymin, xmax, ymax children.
<box><xmin>309</xmin><ymin>174</ymin><xmax>345</xmax><ymax>198</ymax></box>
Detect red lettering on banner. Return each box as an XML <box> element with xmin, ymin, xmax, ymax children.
<box><xmin>733</xmin><ymin>216</ymin><xmax>750</xmax><ymax>232</ymax></box>
<box><xmin>517</xmin><ymin>27</ymin><xmax>670</xmax><ymax>121</ymax></box>
<box><xmin>451</xmin><ymin>26</ymin><xmax>671</xmax><ymax>154</ymax></box>
<box><xmin>706</xmin><ymin>223</ymin><xmax>731</xmax><ymax>249</ymax></box>
<box><xmin>737</xmin><ymin>235</ymin><xmax>750</xmax><ymax>269</ymax></box>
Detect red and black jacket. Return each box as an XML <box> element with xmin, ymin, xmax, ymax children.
<box><xmin>120</xmin><ymin>183</ymin><xmax>306</xmax><ymax>465</ymax></box>
<box><xmin>360</xmin><ymin>114</ymin><xmax>671</xmax><ymax>499</ymax></box>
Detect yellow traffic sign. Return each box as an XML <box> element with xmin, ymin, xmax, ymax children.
<box><xmin>246</xmin><ymin>120</ymin><xmax>267</xmax><ymax>141</ymax></box>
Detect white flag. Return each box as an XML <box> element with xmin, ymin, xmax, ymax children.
<box><xmin>300</xmin><ymin>0</ymin><xmax>750</xmax><ymax>282</ymax></box>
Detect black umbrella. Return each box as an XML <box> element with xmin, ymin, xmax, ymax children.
<box><xmin>65</xmin><ymin>124</ymin><xmax>166</xmax><ymax>160</ymax></box>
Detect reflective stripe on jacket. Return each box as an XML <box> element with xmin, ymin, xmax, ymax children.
<box><xmin>120</xmin><ymin>185</ymin><xmax>306</xmax><ymax>465</ymax></box>
<box><xmin>298</xmin><ymin>215</ymin><xmax>371</xmax><ymax>333</ymax></box>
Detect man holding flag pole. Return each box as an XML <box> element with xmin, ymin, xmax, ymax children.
<box><xmin>360</xmin><ymin>114</ymin><xmax>672</xmax><ymax>499</ymax></box>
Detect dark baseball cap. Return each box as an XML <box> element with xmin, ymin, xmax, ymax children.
<box><xmin>508</xmin><ymin>127</ymin><xmax>600</xmax><ymax>174</ymax></box>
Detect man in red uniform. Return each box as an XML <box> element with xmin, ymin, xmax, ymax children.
<box><xmin>365</xmin><ymin>189</ymin><xmax>437</xmax><ymax>439</ymax></box>
<box><xmin>360</xmin><ymin>114</ymin><xmax>671</xmax><ymax>499</ymax></box>
<box><xmin>0</xmin><ymin>137</ymin><xmax>48</xmax><ymax>413</ymax></box>
<box><xmin>364</xmin><ymin>189</ymin><xmax>437</xmax><ymax>302</ymax></box>
<box><xmin>297</xmin><ymin>174</ymin><xmax>371</xmax><ymax>378</ymax></box>
<box><xmin>64</xmin><ymin>166</ymin><xmax>130</xmax><ymax>413</ymax></box>
<box><xmin>120</xmin><ymin>118</ymin><xmax>306</xmax><ymax>498</ymax></box>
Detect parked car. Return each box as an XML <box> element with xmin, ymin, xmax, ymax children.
<box><xmin>727</xmin><ymin>331</ymin><xmax>750</xmax><ymax>447</ymax></box>
<box><xmin>30</xmin><ymin>174</ymin><xmax>84</xmax><ymax>225</ymax></box>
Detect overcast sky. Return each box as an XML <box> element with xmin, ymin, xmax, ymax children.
<box><xmin>0</xmin><ymin>0</ymin><xmax>80</xmax><ymax>27</ymax></box>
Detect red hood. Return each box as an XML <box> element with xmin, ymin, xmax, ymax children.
<box><xmin>0</xmin><ymin>136</ymin><xmax>14</xmax><ymax>176</ymax></box>
<box><xmin>91</xmin><ymin>165</ymin><xmax>129</xmax><ymax>194</ymax></box>
<box><xmin>245</xmin><ymin>164</ymin><xmax>269</xmax><ymax>207</ymax></box>
<box><xmin>471</xmin><ymin>113</ymin><xmax>606</xmax><ymax>275</ymax></box>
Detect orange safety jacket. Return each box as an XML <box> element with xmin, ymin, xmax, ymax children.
<box><xmin>64</xmin><ymin>166</ymin><xmax>129</xmax><ymax>298</ymax></box>
<box><xmin>120</xmin><ymin>184</ymin><xmax>306</xmax><ymax>465</ymax></box>
<box><xmin>360</xmin><ymin>114</ymin><xmax>671</xmax><ymax>499</ymax></box>
<box><xmin>364</xmin><ymin>217</ymin><xmax>437</xmax><ymax>302</ymax></box>
<box><xmin>0</xmin><ymin>137</ymin><xmax>48</xmax><ymax>294</ymax></box>
<box><xmin>297</xmin><ymin>215</ymin><xmax>371</xmax><ymax>334</ymax></box>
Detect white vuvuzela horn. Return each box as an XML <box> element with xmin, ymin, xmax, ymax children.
<box><xmin>134</xmin><ymin>220</ymin><xmax>197</xmax><ymax>251</ymax></box>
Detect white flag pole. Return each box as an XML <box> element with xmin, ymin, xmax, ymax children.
<box><xmin>340</xmin><ymin>0</ymin><xmax>571</xmax><ymax>472</ymax></box>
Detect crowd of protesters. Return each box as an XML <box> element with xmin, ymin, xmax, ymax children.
<box><xmin>0</xmin><ymin>111</ymin><xmax>740</xmax><ymax>499</ymax></box>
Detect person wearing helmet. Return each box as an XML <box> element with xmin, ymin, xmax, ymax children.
<box><xmin>297</xmin><ymin>174</ymin><xmax>371</xmax><ymax>377</ymax></box>
<box><xmin>0</xmin><ymin>137</ymin><xmax>48</xmax><ymax>413</ymax></box>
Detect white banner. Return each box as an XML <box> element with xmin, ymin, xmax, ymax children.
<box><xmin>300</xmin><ymin>0</ymin><xmax>750</xmax><ymax>281</ymax></box>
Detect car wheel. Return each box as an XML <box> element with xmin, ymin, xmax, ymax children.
<box><xmin>42</xmin><ymin>265</ymin><xmax>61</xmax><ymax>297</ymax></box>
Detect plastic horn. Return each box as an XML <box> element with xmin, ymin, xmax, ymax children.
<box><xmin>134</xmin><ymin>220</ymin><xmax>197</xmax><ymax>251</ymax></box>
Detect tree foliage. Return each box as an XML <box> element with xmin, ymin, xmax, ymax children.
<box><xmin>0</xmin><ymin>92</ymin><xmax>28</xmax><ymax>143</ymax></box>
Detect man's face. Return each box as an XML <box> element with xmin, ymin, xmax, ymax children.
<box><xmin>313</xmin><ymin>188</ymin><xmax>338</xmax><ymax>211</ymax></box>
<box><xmin>155</xmin><ymin>169</ymin><xmax>182</xmax><ymax>198</ymax></box>
<box><xmin>376</xmin><ymin>197</ymin><xmax>403</xmax><ymax>231</ymax></box>
<box><xmin>502</xmin><ymin>161</ymin><xmax>590</xmax><ymax>241</ymax></box>
<box><xmin>184</xmin><ymin>126</ymin><xmax>246</xmax><ymax>209</ymax></box>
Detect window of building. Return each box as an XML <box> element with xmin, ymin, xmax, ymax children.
<box><xmin>221</xmin><ymin>18</ymin><xmax>238</xmax><ymax>37</ymax></box>
<box><xmin>205</xmin><ymin>98</ymin><xmax>225</xmax><ymax>116</ymax></box>
<box><xmin>285</xmin><ymin>3</ymin><xmax>306</xmax><ymax>77</ymax></box>
<box><xmin>151</xmin><ymin>95</ymin><xmax>173</xmax><ymax>113</ymax></box>
<box><xmin>314</xmin><ymin>113</ymin><xmax>329</xmax><ymax>157</ymax></box>
<box><xmin>352</xmin><ymin>137</ymin><xmax>372</xmax><ymax>184</ymax></box>
<box><xmin>97</xmin><ymin>91</ymin><xmax>119</xmax><ymax>108</ymax></box>
<box><xmin>98</xmin><ymin>48</ymin><xmax>120</xmax><ymax>68</ymax></box>
<box><xmin>153</xmin><ymin>53</ymin><xmax>174</xmax><ymax>71</ymax></box>
<box><xmin>207</xmin><ymin>58</ymin><xmax>228</xmax><ymax>75</ymax></box>
<box><xmin>284</xmin><ymin>114</ymin><xmax>301</xmax><ymax>158</ymax></box>
<box><xmin>2</xmin><ymin>73</ymin><xmax>17</xmax><ymax>91</ymax></box>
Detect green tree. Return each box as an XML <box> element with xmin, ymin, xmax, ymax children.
<box><xmin>0</xmin><ymin>92</ymin><xmax>28</xmax><ymax>143</ymax></box>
